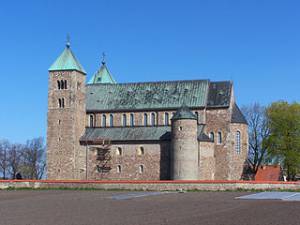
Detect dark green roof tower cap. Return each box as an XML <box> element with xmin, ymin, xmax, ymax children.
<box><xmin>49</xmin><ymin>37</ymin><xmax>86</xmax><ymax>74</ymax></box>
<box><xmin>172</xmin><ymin>105</ymin><xmax>197</xmax><ymax>121</ymax></box>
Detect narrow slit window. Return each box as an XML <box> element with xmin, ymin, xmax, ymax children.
<box><xmin>110</xmin><ymin>114</ymin><xmax>114</xmax><ymax>127</ymax></box>
<box><xmin>64</xmin><ymin>80</ymin><xmax>67</xmax><ymax>89</ymax></box>
<box><xmin>236</xmin><ymin>131</ymin><xmax>241</xmax><ymax>154</ymax></box>
<box><xmin>209</xmin><ymin>132</ymin><xmax>214</xmax><ymax>142</ymax></box>
<box><xmin>130</xmin><ymin>113</ymin><xmax>134</xmax><ymax>127</ymax></box>
<box><xmin>151</xmin><ymin>113</ymin><xmax>156</xmax><ymax>126</ymax></box>
<box><xmin>89</xmin><ymin>115</ymin><xmax>94</xmax><ymax>127</ymax></box>
<box><xmin>164</xmin><ymin>112</ymin><xmax>169</xmax><ymax>126</ymax></box>
<box><xmin>144</xmin><ymin>113</ymin><xmax>148</xmax><ymax>126</ymax></box>
<box><xmin>122</xmin><ymin>114</ymin><xmax>127</xmax><ymax>127</ymax></box>
<box><xmin>61</xmin><ymin>80</ymin><xmax>64</xmax><ymax>89</ymax></box>
<box><xmin>217</xmin><ymin>131</ymin><xmax>222</xmax><ymax>144</ymax></box>
<box><xmin>57</xmin><ymin>80</ymin><xmax>61</xmax><ymax>90</ymax></box>
<box><xmin>102</xmin><ymin>115</ymin><xmax>106</xmax><ymax>127</ymax></box>
<box><xmin>138</xmin><ymin>165</ymin><xmax>144</xmax><ymax>174</ymax></box>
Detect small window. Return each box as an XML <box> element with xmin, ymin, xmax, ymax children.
<box><xmin>137</xmin><ymin>146</ymin><xmax>144</xmax><ymax>155</ymax></box>
<box><xmin>117</xmin><ymin>165</ymin><xmax>121</xmax><ymax>173</ymax></box>
<box><xmin>138</xmin><ymin>165</ymin><xmax>144</xmax><ymax>174</ymax></box>
<box><xmin>209</xmin><ymin>132</ymin><xmax>214</xmax><ymax>142</ymax></box>
<box><xmin>89</xmin><ymin>115</ymin><xmax>94</xmax><ymax>127</ymax></box>
<box><xmin>236</xmin><ymin>131</ymin><xmax>241</xmax><ymax>154</ymax></box>
<box><xmin>61</xmin><ymin>80</ymin><xmax>64</xmax><ymax>89</ymax></box>
<box><xmin>102</xmin><ymin>115</ymin><xmax>106</xmax><ymax>127</ymax></box>
<box><xmin>57</xmin><ymin>80</ymin><xmax>61</xmax><ymax>90</ymax></box>
<box><xmin>130</xmin><ymin>113</ymin><xmax>134</xmax><ymax>127</ymax></box>
<box><xmin>58</xmin><ymin>98</ymin><xmax>65</xmax><ymax>108</ymax></box>
<box><xmin>116</xmin><ymin>147</ymin><xmax>122</xmax><ymax>156</ymax></box>
<box><xmin>179</xmin><ymin>126</ymin><xmax>183</xmax><ymax>131</ymax></box>
<box><xmin>122</xmin><ymin>114</ymin><xmax>127</xmax><ymax>127</ymax></box>
<box><xmin>217</xmin><ymin>131</ymin><xmax>222</xmax><ymax>144</ymax></box>
<box><xmin>110</xmin><ymin>114</ymin><xmax>114</xmax><ymax>127</ymax></box>
<box><xmin>151</xmin><ymin>113</ymin><xmax>156</xmax><ymax>126</ymax></box>
<box><xmin>58</xmin><ymin>119</ymin><xmax>61</xmax><ymax>125</ymax></box>
<box><xmin>64</xmin><ymin>80</ymin><xmax>67</xmax><ymax>89</ymax></box>
<box><xmin>144</xmin><ymin>113</ymin><xmax>148</xmax><ymax>126</ymax></box>
<box><xmin>164</xmin><ymin>112</ymin><xmax>169</xmax><ymax>126</ymax></box>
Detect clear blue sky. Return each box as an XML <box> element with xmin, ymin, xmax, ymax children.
<box><xmin>0</xmin><ymin>0</ymin><xmax>299</xmax><ymax>143</ymax></box>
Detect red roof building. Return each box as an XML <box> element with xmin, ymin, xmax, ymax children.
<box><xmin>255</xmin><ymin>165</ymin><xmax>282</xmax><ymax>181</ymax></box>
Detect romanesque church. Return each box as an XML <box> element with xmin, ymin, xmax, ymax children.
<box><xmin>47</xmin><ymin>41</ymin><xmax>248</xmax><ymax>180</ymax></box>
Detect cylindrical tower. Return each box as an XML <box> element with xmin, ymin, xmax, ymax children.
<box><xmin>171</xmin><ymin>106</ymin><xmax>198</xmax><ymax>180</ymax></box>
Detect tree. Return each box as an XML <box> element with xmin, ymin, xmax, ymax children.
<box><xmin>265</xmin><ymin>101</ymin><xmax>300</xmax><ymax>181</ymax></box>
<box><xmin>242</xmin><ymin>103</ymin><xmax>269</xmax><ymax>175</ymax></box>
<box><xmin>7</xmin><ymin>143</ymin><xmax>23</xmax><ymax>179</ymax></box>
<box><xmin>21</xmin><ymin>137</ymin><xmax>46</xmax><ymax>179</ymax></box>
<box><xmin>0</xmin><ymin>139</ymin><xmax>10</xmax><ymax>179</ymax></box>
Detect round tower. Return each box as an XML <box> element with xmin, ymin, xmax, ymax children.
<box><xmin>171</xmin><ymin>106</ymin><xmax>198</xmax><ymax>180</ymax></box>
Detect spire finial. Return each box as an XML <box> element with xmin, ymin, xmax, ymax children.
<box><xmin>66</xmin><ymin>34</ymin><xmax>71</xmax><ymax>48</ymax></box>
<box><xmin>101</xmin><ymin>52</ymin><xmax>106</xmax><ymax>65</ymax></box>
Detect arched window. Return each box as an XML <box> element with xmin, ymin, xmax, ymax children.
<box><xmin>61</xmin><ymin>80</ymin><xmax>64</xmax><ymax>89</ymax></box>
<box><xmin>110</xmin><ymin>114</ymin><xmax>114</xmax><ymax>127</ymax></box>
<box><xmin>138</xmin><ymin>165</ymin><xmax>144</xmax><ymax>174</ymax></box>
<box><xmin>116</xmin><ymin>147</ymin><xmax>122</xmax><ymax>156</ymax></box>
<box><xmin>144</xmin><ymin>113</ymin><xmax>148</xmax><ymax>126</ymax></box>
<box><xmin>130</xmin><ymin>113</ymin><xmax>134</xmax><ymax>127</ymax></box>
<box><xmin>164</xmin><ymin>112</ymin><xmax>169</xmax><ymax>126</ymax></box>
<box><xmin>122</xmin><ymin>114</ymin><xmax>127</xmax><ymax>127</ymax></box>
<box><xmin>64</xmin><ymin>80</ymin><xmax>67</xmax><ymax>89</ymax></box>
<box><xmin>117</xmin><ymin>165</ymin><xmax>121</xmax><ymax>173</ymax></box>
<box><xmin>151</xmin><ymin>113</ymin><xmax>156</xmax><ymax>126</ymax></box>
<box><xmin>102</xmin><ymin>115</ymin><xmax>106</xmax><ymax>127</ymax></box>
<box><xmin>57</xmin><ymin>80</ymin><xmax>61</xmax><ymax>90</ymax></box>
<box><xmin>89</xmin><ymin>115</ymin><xmax>94</xmax><ymax>127</ymax></box>
<box><xmin>217</xmin><ymin>131</ymin><xmax>222</xmax><ymax>144</ymax></box>
<box><xmin>137</xmin><ymin>146</ymin><xmax>144</xmax><ymax>156</ymax></box>
<box><xmin>236</xmin><ymin>131</ymin><xmax>241</xmax><ymax>154</ymax></box>
<box><xmin>58</xmin><ymin>98</ymin><xmax>65</xmax><ymax>108</ymax></box>
<box><xmin>209</xmin><ymin>132</ymin><xmax>214</xmax><ymax>142</ymax></box>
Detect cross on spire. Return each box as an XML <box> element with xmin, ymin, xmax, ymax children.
<box><xmin>101</xmin><ymin>52</ymin><xmax>106</xmax><ymax>65</ymax></box>
<box><xmin>66</xmin><ymin>34</ymin><xmax>71</xmax><ymax>48</ymax></box>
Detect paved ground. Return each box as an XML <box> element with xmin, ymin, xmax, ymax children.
<box><xmin>0</xmin><ymin>190</ymin><xmax>299</xmax><ymax>225</ymax></box>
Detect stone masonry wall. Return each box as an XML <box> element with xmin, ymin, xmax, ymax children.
<box><xmin>47</xmin><ymin>70</ymin><xmax>86</xmax><ymax>180</ymax></box>
<box><xmin>205</xmin><ymin>108</ymin><xmax>232</xmax><ymax>180</ymax></box>
<box><xmin>198</xmin><ymin>141</ymin><xmax>215</xmax><ymax>180</ymax></box>
<box><xmin>85</xmin><ymin>142</ymin><xmax>170</xmax><ymax>180</ymax></box>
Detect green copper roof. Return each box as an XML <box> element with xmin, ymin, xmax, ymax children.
<box><xmin>80</xmin><ymin>125</ymin><xmax>206</xmax><ymax>143</ymax></box>
<box><xmin>86</xmin><ymin>80</ymin><xmax>209</xmax><ymax>111</ymax></box>
<box><xmin>88</xmin><ymin>62</ymin><xmax>116</xmax><ymax>84</ymax></box>
<box><xmin>172</xmin><ymin>105</ymin><xmax>197</xmax><ymax>120</ymax></box>
<box><xmin>49</xmin><ymin>44</ymin><xmax>86</xmax><ymax>74</ymax></box>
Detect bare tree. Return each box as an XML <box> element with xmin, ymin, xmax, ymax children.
<box><xmin>21</xmin><ymin>137</ymin><xmax>46</xmax><ymax>179</ymax></box>
<box><xmin>7</xmin><ymin>143</ymin><xmax>23</xmax><ymax>179</ymax></box>
<box><xmin>0</xmin><ymin>139</ymin><xmax>10</xmax><ymax>179</ymax></box>
<box><xmin>241</xmin><ymin>103</ymin><xmax>270</xmax><ymax>175</ymax></box>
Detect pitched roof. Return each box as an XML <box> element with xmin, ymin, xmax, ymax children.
<box><xmin>80</xmin><ymin>125</ymin><xmax>206</xmax><ymax>144</ymax></box>
<box><xmin>88</xmin><ymin>62</ymin><xmax>116</xmax><ymax>84</ymax></box>
<box><xmin>231</xmin><ymin>103</ymin><xmax>248</xmax><ymax>124</ymax></box>
<box><xmin>86</xmin><ymin>80</ymin><xmax>210</xmax><ymax>112</ymax></box>
<box><xmin>49</xmin><ymin>45</ymin><xmax>86</xmax><ymax>74</ymax></box>
<box><xmin>207</xmin><ymin>81</ymin><xmax>232</xmax><ymax>108</ymax></box>
<box><xmin>172</xmin><ymin>105</ymin><xmax>197</xmax><ymax>120</ymax></box>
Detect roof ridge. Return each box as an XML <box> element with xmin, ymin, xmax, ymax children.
<box><xmin>86</xmin><ymin>79</ymin><xmax>211</xmax><ymax>86</ymax></box>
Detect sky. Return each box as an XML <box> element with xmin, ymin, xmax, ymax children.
<box><xmin>0</xmin><ymin>0</ymin><xmax>299</xmax><ymax>143</ymax></box>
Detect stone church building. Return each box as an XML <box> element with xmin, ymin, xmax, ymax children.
<box><xmin>47</xmin><ymin>42</ymin><xmax>248</xmax><ymax>180</ymax></box>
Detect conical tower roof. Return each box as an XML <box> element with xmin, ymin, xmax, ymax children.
<box><xmin>172</xmin><ymin>105</ymin><xmax>197</xmax><ymax>121</ymax></box>
<box><xmin>88</xmin><ymin>61</ymin><xmax>116</xmax><ymax>84</ymax></box>
<box><xmin>49</xmin><ymin>41</ymin><xmax>86</xmax><ymax>74</ymax></box>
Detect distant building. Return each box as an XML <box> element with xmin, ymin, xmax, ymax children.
<box><xmin>47</xmin><ymin>41</ymin><xmax>248</xmax><ymax>180</ymax></box>
<box><xmin>255</xmin><ymin>165</ymin><xmax>282</xmax><ymax>181</ymax></box>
